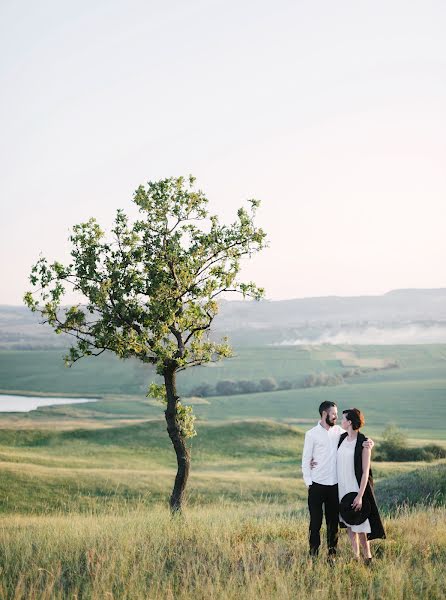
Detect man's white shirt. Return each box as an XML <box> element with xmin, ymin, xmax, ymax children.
<box><xmin>301</xmin><ymin>422</ymin><xmax>344</xmax><ymax>487</ymax></box>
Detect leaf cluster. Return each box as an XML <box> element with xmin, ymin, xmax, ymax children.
<box><xmin>24</xmin><ymin>176</ymin><xmax>267</xmax><ymax>377</ymax></box>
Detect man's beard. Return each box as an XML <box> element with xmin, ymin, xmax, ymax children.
<box><xmin>325</xmin><ymin>415</ymin><xmax>336</xmax><ymax>427</ymax></box>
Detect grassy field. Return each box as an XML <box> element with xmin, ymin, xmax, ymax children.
<box><xmin>0</xmin><ymin>346</ymin><xmax>343</xmax><ymax>396</ymax></box>
<box><xmin>1</xmin><ymin>344</ymin><xmax>446</xmax><ymax>438</ymax></box>
<box><xmin>196</xmin><ymin>379</ymin><xmax>446</xmax><ymax>438</ymax></box>
<box><xmin>0</xmin><ymin>418</ymin><xmax>444</xmax><ymax>514</ymax></box>
<box><xmin>0</xmin><ymin>420</ymin><xmax>305</xmax><ymax>513</ymax></box>
<box><xmin>1</xmin><ymin>382</ymin><xmax>444</xmax><ymax>439</ymax></box>
<box><xmin>0</xmin><ymin>417</ymin><xmax>445</xmax><ymax>598</ymax></box>
<box><xmin>2</xmin><ymin>343</ymin><xmax>446</xmax><ymax>394</ymax></box>
<box><xmin>0</xmin><ymin>415</ymin><xmax>444</xmax><ymax>598</ymax></box>
<box><xmin>0</xmin><ymin>505</ymin><xmax>445</xmax><ymax>599</ymax></box>
<box><xmin>0</xmin><ymin>344</ymin><xmax>445</xmax><ymax>597</ymax></box>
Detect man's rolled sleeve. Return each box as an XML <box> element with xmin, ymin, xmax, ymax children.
<box><xmin>301</xmin><ymin>431</ymin><xmax>314</xmax><ymax>487</ymax></box>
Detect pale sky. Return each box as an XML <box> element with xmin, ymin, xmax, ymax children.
<box><xmin>1</xmin><ymin>0</ymin><xmax>445</xmax><ymax>305</ymax></box>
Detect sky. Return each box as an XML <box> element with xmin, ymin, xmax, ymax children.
<box><xmin>1</xmin><ymin>0</ymin><xmax>445</xmax><ymax>304</ymax></box>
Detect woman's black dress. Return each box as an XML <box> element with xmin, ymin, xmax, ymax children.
<box><xmin>338</xmin><ymin>431</ymin><xmax>386</xmax><ymax>540</ymax></box>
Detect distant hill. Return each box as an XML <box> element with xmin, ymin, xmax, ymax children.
<box><xmin>215</xmin><ymin>288</ymin><xmax>446</xmax><ymax>345</ymax></box>
<box><xmin>1</xmin><ymin>288</ymin><xmax>446</xmax><ymax>348</ymax></box>
<box><xmin>216</xmin><ymin>288</ymin><xmax>446</xmax><ymax>327</ymax></box>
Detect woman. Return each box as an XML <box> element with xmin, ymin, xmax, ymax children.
<box><xmin>337</xmin><ymin>408</ymin><xmax>385</xmax><ymax>563</ymax></box>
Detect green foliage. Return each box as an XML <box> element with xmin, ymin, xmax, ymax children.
<box><xmin>175</xmin><ymin>401</ymin><xmax>197</xmax><ymax>438</ymax></box>
<box><xmin>422</xmin><ymin>444</ymin><xmax>446</xmax><ymax>459</ymax></box>
<box><xmin>376</xmin><ymin>464</ymin><xmax>446</xmax><ymax>510</ymax></box>
<box><xmin>238</xmin><ymin>379</ymin><xmax>259</xmax><ymax>394</ymax></box>
<box><xmin>148</xmin><ymin>383</ymin><xmax>167</xmax><ymax>403</ymax></box>
<box><xmin>23</xmin><ymin>176</ymin><xmax>267</xmax><ymax>441</ymax></box>
<box><xmin>375</xmin><ymin>425</ymin><xmax>446</xmax><ymax>462</ymax></box>
<box><xmin>382</xmin><ymin>424</ymin><xmax>408</xmax><ymax>448</ymax></box>
<box><xmin>302</xmin><ymin>371</ymin><xmax>344</xmax><ymax>388</ymax></box>
<box><xmin>24</xmin><ymin>176</ymin><xmax>266</xmax><ymax>371</ymax></box>
<box><xmin>258</xmin><ymin>377</ymin><xmax>278</xmax><ymax>392</ymax></box>
<box><xmin>190</xmin><ymin>377</ymin><xmax>282</xmax><ymax>397</ymax></box>
<box><xmin>148</xmin><ymin>382</ymin><xmax>196</xmax><ymax>438</ymax></box>
<box><xmin>215</xmin><ymin>379</ymin><xmax>240</xmax><ymax>396</ymax></box>
<box><xmin>189</xmin><ymin>382</ymin><xmax>214</xmax><ymax>397</ymax></box>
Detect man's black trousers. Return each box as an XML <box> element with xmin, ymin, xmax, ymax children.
<box><xmin>308</xmin><ymin>482</ymin><xmax>339</xmax><ymax>556</ymax></box>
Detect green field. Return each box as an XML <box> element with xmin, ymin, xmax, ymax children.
<box><xmin>0</xmin><ymin>346</ymin><xmax>343</xmax><ymax>396</ymax></box>
<box><xmin>0</xmin><ymin>418</ymin><xmax>444</xmax><ymax>515</ymax></box>
<box><xmin>0</xmin><ymin>416</ymin><xmax>445</xmax><ymax>598</ymax></box>
<box><xmin>3</xmin><ymin>344</ymin><xmax>446</xmax><ymax>396</ymax></box>
<box><xmin>1</xmin><ymin>344</ymin><xmax>445</xmax><ymax>438</ymax></box>
<box><xmin>0</xmin><ymin>344</ymin><xmax>445</xmax><ymax>597</ymax></box>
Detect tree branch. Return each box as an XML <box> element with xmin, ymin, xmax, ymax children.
<box><xmin>169</xmin><ymin>325</ymin><xmax>185</xmax><ymax>358</ymax></box>
<box><xmin>67</xmin><ymin>347</ymin><xmax>108</xmax><ymax>367</ymax></box>
<box><xmin>184</xmin><ymin>310</ymin><xmax>214</xmax><ymax>345</ymax></box>
<box><xmin>194</xmin><ymin>237</ymin><xmax>252</xmax><ymax>279</ymax></box>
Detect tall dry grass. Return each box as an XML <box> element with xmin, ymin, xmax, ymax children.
<box><xmin>0</xmin><ymin>504</ymin><xmax>444</xmax><ymax>599</ymax></box>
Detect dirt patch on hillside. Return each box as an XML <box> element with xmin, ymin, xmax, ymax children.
<box><xmin>334</xmin><ymin>351</ymin><xmax>393</xmax><ymax>369</ymax></box>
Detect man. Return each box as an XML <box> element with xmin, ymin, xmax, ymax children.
<box><xmin>301</xmin><ymin>401</ymin><xmax>373</xmax><ymax>559</ymax></box>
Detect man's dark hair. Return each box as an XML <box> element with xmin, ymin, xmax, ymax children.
<box><xmin>318</xmin><ymin>401</ymin><xmax>337</xmax><ymax>416</ymax></box>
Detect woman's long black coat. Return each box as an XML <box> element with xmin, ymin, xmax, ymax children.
<box><xmin>338</xmin><ymin>431</ymin><xmax>386</xmax><ymax>540</ymax></box>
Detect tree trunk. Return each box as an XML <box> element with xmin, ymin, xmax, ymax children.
<box><xmin>163</xmin><ymin>365</ymin><xmax>190</xmax><ymax>512</ymax></box>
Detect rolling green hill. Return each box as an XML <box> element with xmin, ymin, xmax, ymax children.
<box><xmin>1</xmin><ymin>320</ymin><xmax>445</xmax><ymax>598</ymax></box>
<box><xmin>0</xmin><ymin>418</ymin><xmax>444</xmax><ymax>516</ymax></box>
<box><xmin>1</xmin><ymin>344</ymin><xmax>445</xmax><ymax>397</ymax></box>
<box><xmin>1</xmin><ymin>344</ymin><xmax>445</xmax><ymax>438</ymax></box>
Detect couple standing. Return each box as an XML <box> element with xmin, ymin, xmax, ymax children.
<box><xmin>302</xmin><ymin>401</ymin><xmax>385</xmax><ymax>563</ymax></box>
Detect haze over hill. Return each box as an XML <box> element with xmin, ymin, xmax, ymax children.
<box><xmin>1</xmin><ymin>288</ymin><xmax>446</xmax><ymax>348</ymax></box>
<box><xmin>216</xmin><ymin>288</ymin><xmax>446</xmax><ymax>345</ymax></box>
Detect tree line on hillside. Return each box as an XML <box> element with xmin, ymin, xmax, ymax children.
<box><xmin>190</xmin><ymin>377</ymin><xmax>287</xmax><ymax>397</ymax></box>
<box><xmin>189</xmin><ymin>362</ymin><xmax>400</xmax><ymax>397</ymax></box>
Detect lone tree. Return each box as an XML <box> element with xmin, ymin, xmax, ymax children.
<box><xmin>24</xmin><ymin>176</ymin><xmax>266</xmax><ymax>512</ymax></box>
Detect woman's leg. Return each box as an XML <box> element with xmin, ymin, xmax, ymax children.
<box><xmin>358</xmin><ymin>533</ymin><xmax>372</xmax><ymax>559</ymax></box>
<box><xmin>347</xmin><ymin>528</ymin><xmax>360</xmax><ymax>559</ymax></box>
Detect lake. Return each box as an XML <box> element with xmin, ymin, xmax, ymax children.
<box><xmin>0</xmin><ymin>394</ymin><xmax>97</xmax><ymax>412</ymax></box>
